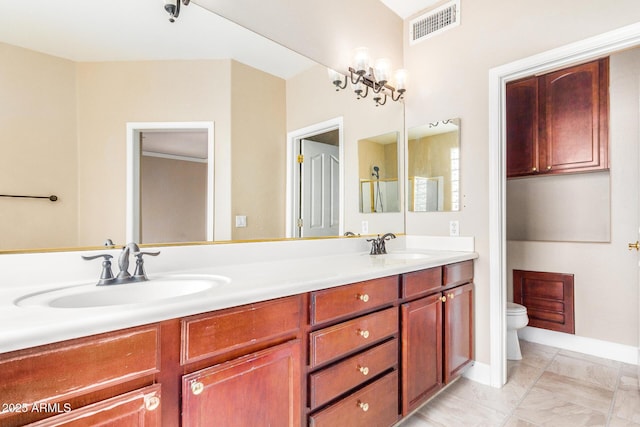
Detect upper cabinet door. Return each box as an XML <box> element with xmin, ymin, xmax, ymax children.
<box><xmin>540</xmin><ymin>58</ymin><xmax>609</xmax><ymax>174</ymax></box>
<box><xmin>506</xmin><ymin>76</ymin><xmax>539</xmax><ymax>177</ymax></box>
<box><xmin>506</xmin><ymin>58</ymin><xmax>609</xmax><ymax>178</ymax></box>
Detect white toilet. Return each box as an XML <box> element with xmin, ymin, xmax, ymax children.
<box><xmin>506</xmin><ymin>302</ymin><xmax>529</xmax><ymax>360</ymax></box>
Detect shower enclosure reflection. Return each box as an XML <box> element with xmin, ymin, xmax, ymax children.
<box><xmin>407</xmin><ymin>119</ymin><xmax>461</xmax><ymax>212</ymax></box>
<box><xmin>358</xmin><ymin>131</ymin><xmax>400</xmax><ymax>213</ymax></box>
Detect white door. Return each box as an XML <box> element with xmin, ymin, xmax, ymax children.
<box><xmin>300</xmin><ymin>139</ymin><xmax>339</xmax><ymax>237</ymax></box>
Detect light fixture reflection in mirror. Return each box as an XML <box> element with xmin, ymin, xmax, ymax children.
<box><xmin>358</xmin><ymin>132</ymin><xmax>400</xmax><ymax>213</ymax></box>
<box><xmin>407</xmin><ymin>119</ymin><xmax>460</xmax><ymax>212</ymax></box>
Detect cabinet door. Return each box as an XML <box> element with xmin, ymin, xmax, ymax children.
<box><xmin>182</xmin><ymin>340</ymin><xmax>301</xmax><ymax>427</ymax></box>
<box><xmin>401</xmin><ymin>293</ymin><xmax>442</xmax><ymax>415</ymax></box>
<box><xmin>28</xmin><ymin>385</ymin><xmax>161</xmax><ymax>426</ymax></box>
<box><xmin>443</xmin><ymin>283</ymin><xmax>473</xmax><ymax>384</ymax></box>
<box><xmin>540</xmin><ymin>58</ymin><xmax>608</xmax><ymax>173</ymax></box>
<box><xmin>506</xmin><ymin>76</ymin><xmax>539</xmax><ymax>177</ymax></box>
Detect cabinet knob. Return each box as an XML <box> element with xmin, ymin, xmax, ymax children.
<box><xmin>628</xmin><ymin>241</ymin><xmax>640</xmax><ymax>251</ymax></box>
<box><xmin>191</xmin><ymin>381</ymin><xmax>204</xmax><ymax>395</ymax></box>
<box><xmin>357</xmin><ymin>401</ymin><xmax>370</xmax><ymax>412</ymax></box>
<box><xmin>358</xmin><ymin>365</ymin><xmax>370</xmax><ymax>376</ymax></box>
<box><xmin>532</xmin><ymin>167</ymin><xmax>538</xmax><ymax>172</ymax></box>
<box><xmin>358</xmin><ymin>329</ymin><xmax>370</xmax><ymax>339</ymax></box>
<box><xmin>448</xmin><ymin>293</ymin><xmax>455</xmax><ymax>300</ymax></box>
<box><xmin>144</xmin><ymin>395</ymin><xmax>160</xmax><ymax>411</ymax></box>
<box><xmin>357</xmin><ymin>293</ymin><xmax>370</xmax><ymax>303</ymax></box>
<box><xmin>440</xmin><ymin>296</ymin><xmax>447</xmax><ymax>303</ymax></box>
<box><xmin>547</xmin><ymin>165</ymin><xmax>552</xmax><ymax>170</ymax></box>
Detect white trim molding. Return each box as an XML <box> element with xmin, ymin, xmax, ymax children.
<box><xmin>488</xmin><ymin>22</ymin><xmax>640</xmax><ymax>387</ymax></box>
<box><xmin>520</xmin><ymin>327</ymin><xmax>639</xmax><ymax>365</ymax></box>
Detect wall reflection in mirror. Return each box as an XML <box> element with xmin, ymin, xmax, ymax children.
<box><xmin>0</xmin><ymin>0</ymin><xmax>405</xmax><ymax>252</ymax></box>
<box><xmin>358</xmin><ymin>132</ymin><xmax>400</xmax><ymax>213</ymax></box>
<box><xmin>407</xmin><ymin>119</ymin><xmax>460</xmax><ymax>212</ymax></box>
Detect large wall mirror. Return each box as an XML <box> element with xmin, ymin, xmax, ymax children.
<box><xmin>407</xmin><ymin>119</ymin><xmax>461</xmax><ymax>212</ymax></box>
<box><xmin>0</xmin><ymin>0</ymin><xmax>404</xmax><ymax>252</ymax></box>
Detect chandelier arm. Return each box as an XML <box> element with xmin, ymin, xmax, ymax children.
<box><xmin>391</xmin><ymin>89</ymin><xmax>405</xmax><ymax>102</ymax></box>
<box><xmin>375</xmin><ymin>94</ymin><xmax>388</xmax><ymax>106</ymax></box>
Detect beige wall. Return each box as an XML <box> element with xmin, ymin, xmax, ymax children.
<box><xmin>0</xmin><ymin>42</ymin><xmax>78</xmax><ymax>250</ymax></box>
<box><xmin>230</xmin><ymin>61</ymin><xmax>287</xmax><ymax>240</ymax></box>
<box><xmin>76</xmin><ymin>59</ymin><xmax>233</xmax><ymax>245</ymax></box>
<box><xmin>140</xmin><ymin>156</ymin><xmax>207</xmax><ymax>244</ymax></box>
<box><xmin>403</xmin><ymin>1</ymin><xmax>640</xmax><ymax>363</ymax></box>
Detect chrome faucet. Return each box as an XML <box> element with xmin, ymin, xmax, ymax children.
<box><xmin>82</xmin><ymin>242</ymin><xmax>160</xmax><ymax>286</ymax></box>
<box><xmin>366</xmin><ymin>233</ymin><xmax>397</xmax><ymax>255</ymax></box>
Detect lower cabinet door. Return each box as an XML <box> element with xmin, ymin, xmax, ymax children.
<box><xmin>28</xmin><ymin>384</ymin><xmax>161</xmax><ymax>426</ymax></box>
<box><xmin>309</xmin><ymin>371</ymin><xmax>399</xmax><ymax>427</ymax></box>
<box><xmin>443</xmin><ymin>283</ymin><xmax>474</xmax><ymax>383</ymax></box>
<box><xmin>401</xmin><ymin>293</ymin><xmax>443</xmax><ymax>415</ymax></box>
<box><xmin>182</xmin><ymin>340</ymin><xmax>301</xmax><ymax>427</ymax></box>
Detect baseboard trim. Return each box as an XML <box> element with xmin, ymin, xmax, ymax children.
<box><xmin>462</xmin><ymin>360</ymin><xmax>492</xmax><ymax>385</ymax></box>
<box><xmin>519</xmin><ymin>326</ymin><xmax>639</xmax><ymax>365</ymax></box>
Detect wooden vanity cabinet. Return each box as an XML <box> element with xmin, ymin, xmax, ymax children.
<box><xmin>180</xmin><ymin>295</ymin><xmax>303</xmax><ymax>427</ymax></box>
<box><xmin>0</xmin><ymin>325</ymin><xmax>161</xmax><ymax>426</ymax></box>
<box><xmin>400</xmin><ymin>261</ymin><xmax>474</xmax><ymax>416</ymax></box>
<box><xmin>307</xmin><ymin>276</ymin><xmax>400</xmax><ymax>427</ymax></box>
<box><xmin>507</xmin><ymin>58</ymin><xmax>609</xmax><ymax>178</ymax></box>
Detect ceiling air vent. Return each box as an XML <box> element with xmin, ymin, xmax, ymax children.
<box><xmin>410</xmin><ymin>0</ymin><xmax>460</xmax><ymax>45</ymax></box>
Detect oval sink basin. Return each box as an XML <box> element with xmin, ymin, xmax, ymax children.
<box><xmin>15</xmin><ymin>274</ymin><xmax>230</xmax><ymax>309</ymax></box>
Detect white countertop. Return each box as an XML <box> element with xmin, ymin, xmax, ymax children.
<box><xmin>0</xmin><ymin>238</ymin><xmax>477</xmax><ymax>354</ymax></box>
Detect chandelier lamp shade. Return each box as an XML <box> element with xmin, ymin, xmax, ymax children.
<box><xmin>328</xmin><ymin>47</ymin><xmax>407</xmax><ymax>106</ymax></box>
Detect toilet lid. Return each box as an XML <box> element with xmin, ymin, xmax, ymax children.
<box><xmin>507</xmin><ymin>302</ymin><xmax>526</xmax><ymax>314</ymax></box>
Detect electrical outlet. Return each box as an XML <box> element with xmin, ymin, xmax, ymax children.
<box><xmin>449</xmin><ymin>220</ymin><xmax>459</xmax><ymax>237</ymax></box>
<box><xmin>361</xmin><ymin>220</ymin><xmax>369</xmax><ymax>234</ymax></box>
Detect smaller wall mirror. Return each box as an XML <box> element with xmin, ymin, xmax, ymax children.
<box><xmin>407</xmin><ymin>118</ymin><xmax>461</xmax><ymax>212</ymax></box>
<box><xmin>358</xmin><ymin>131</ymin><xmax>400</xmax><ymax>213</ymax></box>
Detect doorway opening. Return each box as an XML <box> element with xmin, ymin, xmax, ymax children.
<box><xmin>126</xmin><ymin>122</ymin><xmax>214</xmax><ymax>244</ymax></box>
<box><xmin>489</xmin><ymin>23</ymin><xmax>640</xmax><ymax>387</ymax></box>
<box><xmin>286</xmin><ymin>117</ymin><xmax>344</xmax><ymax>238</ymax></box>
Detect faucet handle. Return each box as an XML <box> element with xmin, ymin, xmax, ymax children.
<box><xmin>132</xmin><ymin>251</ymin><xmax>160</xmax><ymax>280</ymax></box>
<box><xmin>81</xmin><ymin>253</ymin><xmax>115</xmax><ymax>286</ymax></box>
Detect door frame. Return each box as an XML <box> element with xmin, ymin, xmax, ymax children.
<box><xmin>126</xmin><ymin>121</ymin><xmax>215</xmax><ymax>243</ymax></box>
<box><xmin>286</xmin><ymin>117</ymin><xmax>344</xmax><ymax>238</ymax></box>
<box><xmin>488</xmin><ymin>23</ymin><xmax>640</xmax><ymax>387</ymax></box>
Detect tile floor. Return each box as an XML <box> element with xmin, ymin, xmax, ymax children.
<box><xmin>399</xmin><ymin>340</ymin><xmax>640</xmax><ymax>427</ymax></box>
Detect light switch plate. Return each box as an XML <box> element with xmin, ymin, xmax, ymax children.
<box><xmin>361</xmin><ymin>221</ymin><xmax>369</xmax><ymax>234</ymax></box>
<box><xmin>235</xmin><ymin>215</ymin><xmax>247</xmax><ymax>228</ymax></box>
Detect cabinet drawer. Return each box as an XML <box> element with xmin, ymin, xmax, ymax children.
<box><xmin>0</xmin><ymin>325</ymin><xmax>159</xmax><ymax>421</ymax></box>
<box><xmin>309</xmin><ymin>370</ymin><xmax>399</xmax><ymax>427</ymax></box>
<box><xmin>182</xmin><ymin>295</ymin><xmax>301</xmax><ymax>364</ymax></box>
<box><xmin>309</xmin><ymin>307</ymin><xmax>398</xmax><ymax>368</ymax></box>
<box><xmin>443</xmin><ymin>260</ymin><xmax>474</xmax><ymax>287</ymax></box>
<box><xmin>311</xmin><ymin>276</ymin><xmax>398</xmax><ymax>325</ymax></box>
<box><xmin>402</xmin><ymin>267</ymin><xmax>442</xmax><ymax>299</ymax></box>
<box><xmin>309</xmin><ymin>339</ymin><xmax>397</xmax><ymax>409</ymax></box>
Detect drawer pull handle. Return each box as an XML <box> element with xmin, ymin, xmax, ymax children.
<box><xmin>440</xmin><ymin>296</ymin><xmax>447</xmax><ymax>303</ymax></box>
<box><xmin>358</xmin><ymin>329</ymin><xmax>370</xmax><ymax>339</ymax></box>
<box><xmin>145</xmin><ymin>395</ymin><xmax>160</xmax><ymax>411</ymax></box>
<box><xmin>191</xmin><ymin>381</ymin><xmax>204</xmax><ymax>395</ymax></box>
<box><xmin>358</xmin><ymin>365</ymin><xmax>370</xmax><ymax>376</ymax></box>
<box><xmin>358</xmin><ymin>401</ymin><xmax>370</xmax><ymax>412</ymax></box>
<box><xmin>358</xmin><ymin>293</ymin><xmax>370</xmax><ymax>303</ymax></box>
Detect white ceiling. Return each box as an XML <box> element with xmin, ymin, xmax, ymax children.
<box><xmin>1</xmin><ymin>0</ymin><xmax>436</xmax><ymax>80</ymax></box>
<box><xmin>380</xmin><ymin>0</ymin><xmax>441</xmax><ymax>19</ymax></box>
<box><xmin>0</xmin><ymin>0</ymin><xmax>315</xmax><ymax>79</ymax></box>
